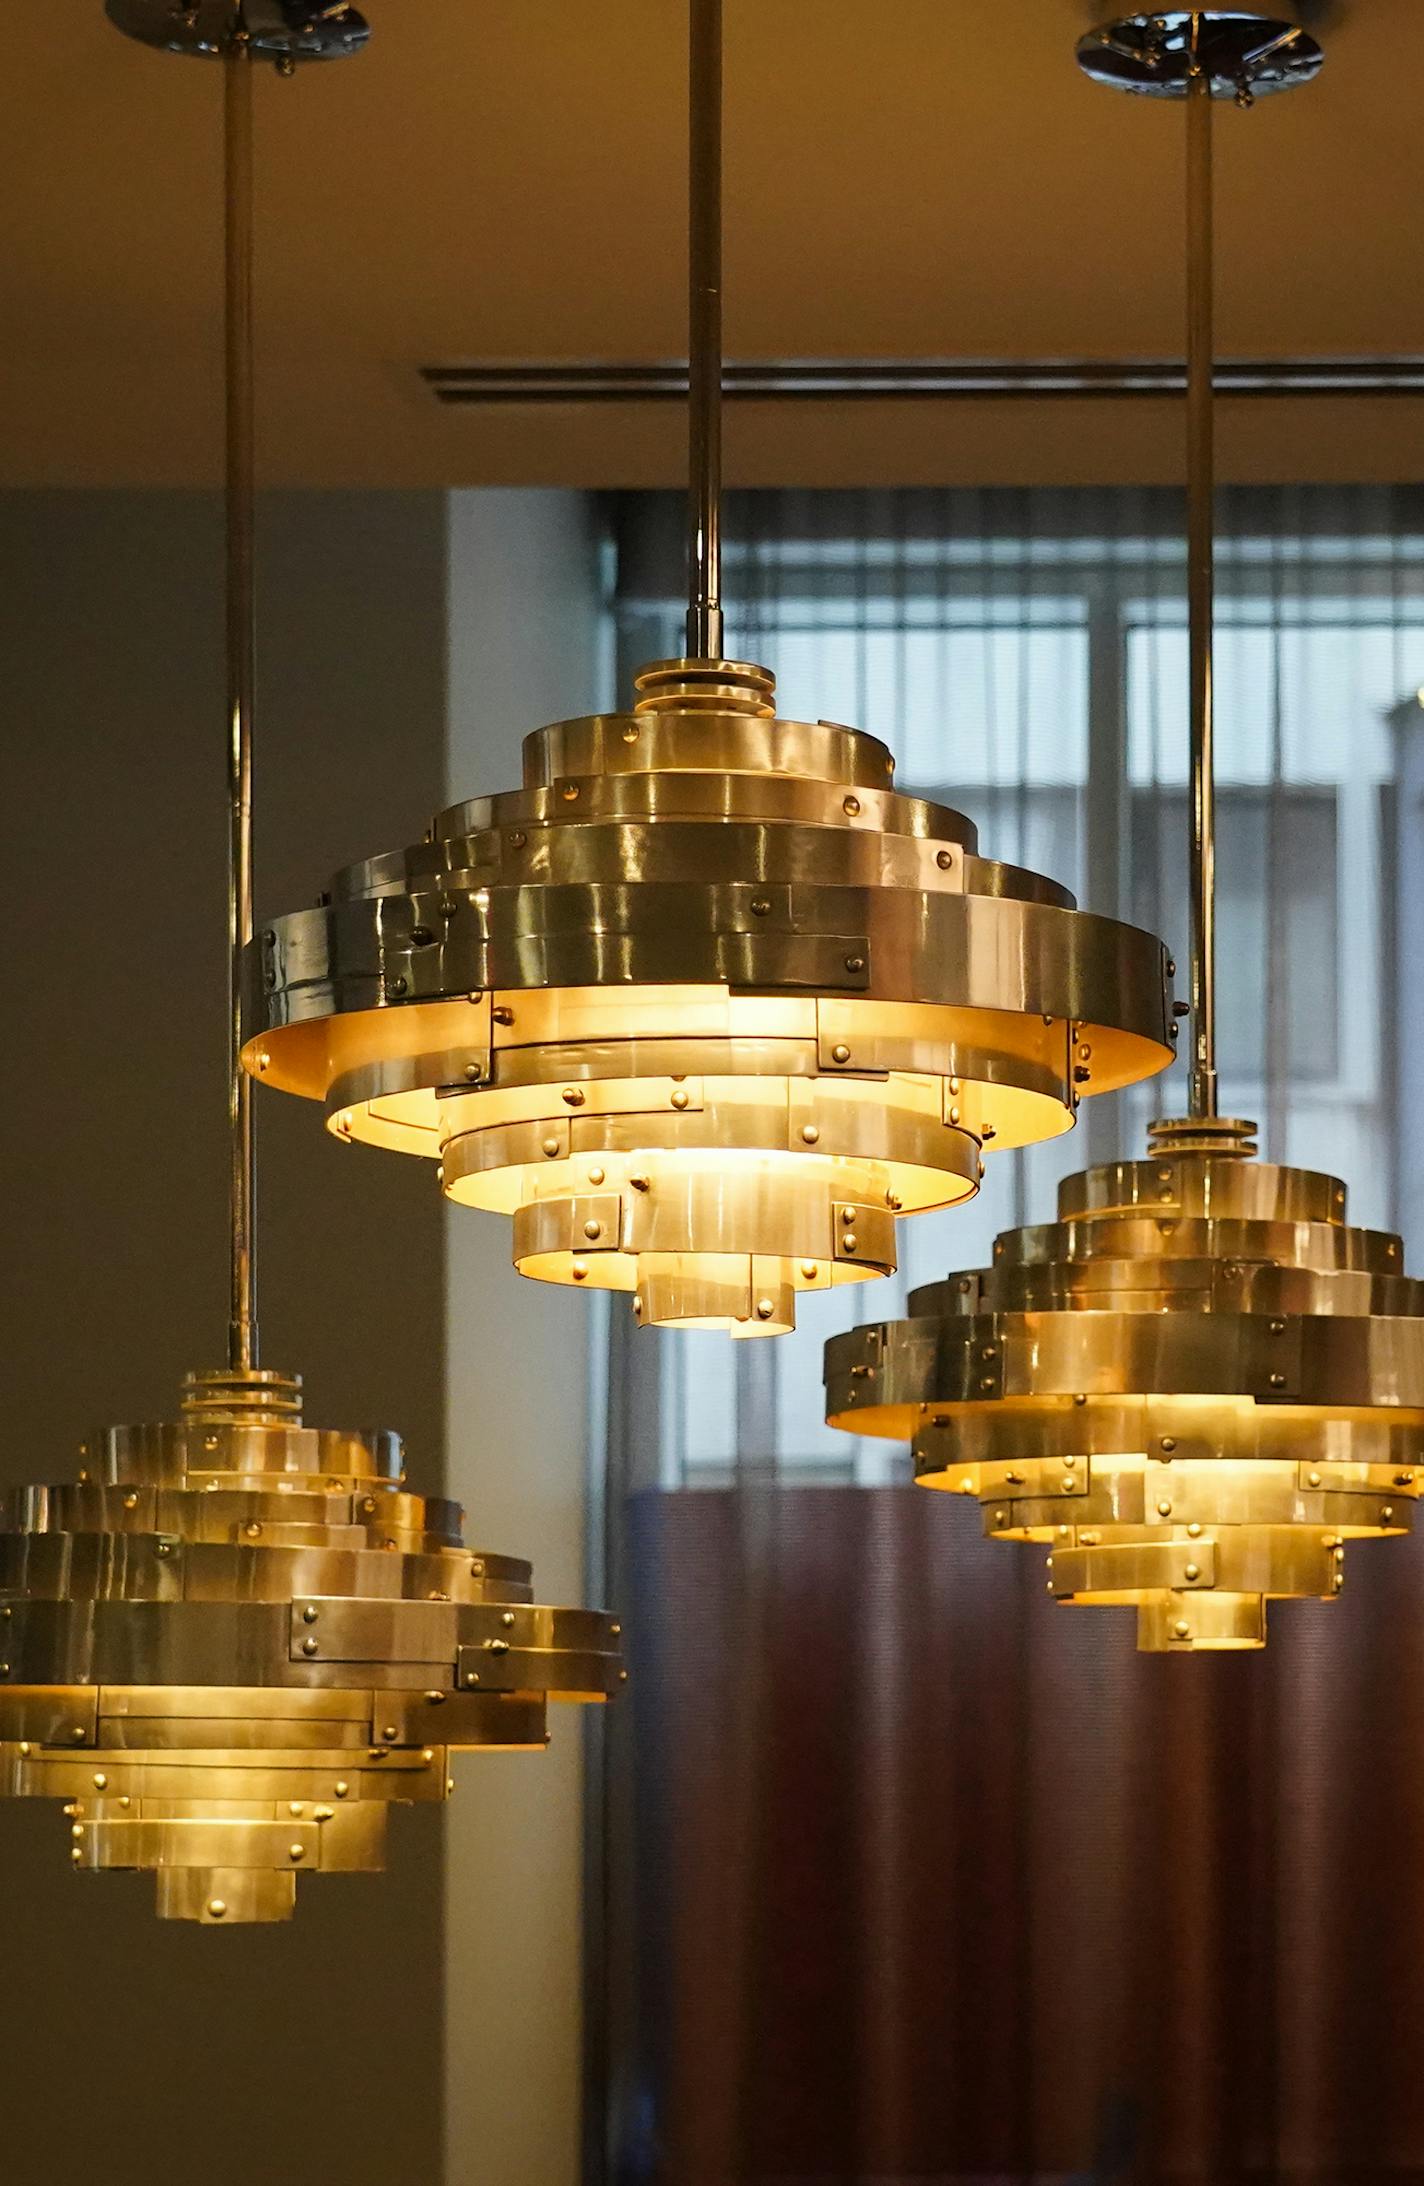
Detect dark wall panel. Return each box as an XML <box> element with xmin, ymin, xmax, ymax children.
<box><xmin>0</xmin><ymin>489</ymin><xmax>448</xmax><ymax>2186</ymax></box>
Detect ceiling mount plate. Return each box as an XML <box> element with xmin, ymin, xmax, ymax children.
<box><xmin>1076</xmin><ymin>11</ymin><xmax>1322</xmax><ymax>97</ymax></box>
<box><xmin>105</xmin><ymin>0</ymin><xmax>370</xmax><ymax>62</ymax></box>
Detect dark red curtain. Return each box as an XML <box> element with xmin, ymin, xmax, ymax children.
<box><xmin>601</xmin><ymin>1484</ymin><xmax>1424</xmax><ymax>2186</ymax></box>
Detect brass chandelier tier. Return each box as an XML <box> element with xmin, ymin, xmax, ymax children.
<box><xmin>826</xmin><ymin>1114</ymin><xmax>1424</xmax><ymax>1651</ymax></box>
<box><xmin>0</xmin><ymin>1367</ymin><xmax>622</xmax><ymax>1923</ymax></box>
<box><xmin>241</xmin><ymin>660</ymin><xmax>1176</xmax><ymax>1336</ymax></box>
<box><xmin>239</xmin><ymin>0</ymin><xmax>1177</xmax><ymax>1337</ymax></box>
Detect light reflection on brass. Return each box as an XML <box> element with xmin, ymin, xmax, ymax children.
<box><xmin>243</xmin><ymin>660</ymin><xmax>1176</xmax><ymax>1332</ymax></box>
<box><xmin>826</xmin><ymin>1118</ymin><xmax>1424</xmax><ymax>1650</ymax></box>
<box><xmin>0</xmin><ymin>1370</ymin><xmax>622</xmax><ymax>1921</ymax></box>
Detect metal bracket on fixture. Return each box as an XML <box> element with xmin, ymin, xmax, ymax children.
<box><xmin>105</xmin><ymin>0</ymin><xmax>370</xmax><ymax>64</ymax></box>
<box><xmin>1077</xmin><ymin>10</ymin><xmax>1322</xmax><ymax>101</ymax></box>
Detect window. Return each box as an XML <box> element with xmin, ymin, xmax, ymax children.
<box><xmin>606</xmin><ymin>486</ymin><xmax>1424</xmax><ymax>1485</ymax></box>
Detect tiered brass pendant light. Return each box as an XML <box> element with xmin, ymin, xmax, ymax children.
<box><xmin>0</xmin><ymin>0</ymin><xmax>622</xmax><ymax>1925</ymax></box>
<box><xmin>826</xmin><ymin>9</ymin><xmax>1424</xmax><ymax>1652</ymax></box>
<box><xmin>237</xmin><ymin>0</ymin><xmax>1179</xmax><ymax>1337</ymax></box>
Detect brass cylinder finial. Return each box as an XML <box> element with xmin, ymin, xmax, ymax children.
<box><xmin>1146</xmin><ymin>1114</ymin><xmax>1258</xmax><ymax>1160</ymax></box>
<box><xmin>633</xmin><ymin>659</ymin><xmax>777</xmax><ymax>716</ymax></box>
<box><xmin>180</xmin><ymin>1367</ymin><xmax>304</xmax><ymax>1423</ymax></box>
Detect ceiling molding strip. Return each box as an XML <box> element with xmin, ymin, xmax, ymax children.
<box><xmin>421</xmin><ymin>357</ymin><xmax>1424</xmax><ymax>405</ymax></box>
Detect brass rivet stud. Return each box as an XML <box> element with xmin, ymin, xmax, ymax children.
<box><xmin>302</xmin><ymin>1637</ymin><xmax>320</xmax><ymax>1657</ymax></box>
<box><xmin>584</xmin><ymin>1220</ymin><xmax>602</xmax><ymax>1241</ymax></box>
<box><xmin>671</xmin><ymin>1089</ymin><xmax>690</xmax><ymax>1110</ymax></box>
<box><xmin>801</xmin><ymin>1125</ymin><xmax>820</xmax><ymax>1145</ymax></box>
<box><xmin>1185</xmin><ymin>1563</ymin><xmax>1200</xmax><ymax>1581</ymax></box>
<box><xmin>1157</xmin><ymin>1500</ymin><xmax>1172</xmax><ymax>1517</ymax></box>
<box><xmin>831</xmin><ymin>1044</ymin><xmax>851</xmax><ymax>1064</ymax></box>
<box><xmin>843</xmin><ymin>795</ymin><xmax>861</xmax><ymax>816</ymax></box>
<box><xmin>756</xmin><ymin>1299</ymin><xmax>774</xmax><ymax>1320</ymax></box>
<box><xmin>562</xmin><ymin>1087</ymin><xmax>585</xmax><ymax>1107</ymax></box>
<box><xmin>936</xmin><ymin>848</ymin><xmax>953</xmax><ymax>870</ymax></box>
<box><xmin>1174</xmin><ymin>1621</ymin><xmax>1191</xmax><ymax>1641</ymax></box>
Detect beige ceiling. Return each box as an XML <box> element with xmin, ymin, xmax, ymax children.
<box><xmin>2</xmin><ymin>0</ymin><xmax>1421</xmax><ymax>489</ymax></box>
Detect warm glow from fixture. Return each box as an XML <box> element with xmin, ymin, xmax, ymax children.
<box><xmin>826</xmin><ymin>1119</ymin><xmax>1424</xmax><ymax>1650</ymax></box>
<box><xmin>243</xmin><ymin>662</ymin><xmax>1177</xmax><ymax>1333</ymax></box>
<box><xmin>0</xmin><ymin>1369</ymin><xmax>622</xmax><ymax>1920</ymax></box>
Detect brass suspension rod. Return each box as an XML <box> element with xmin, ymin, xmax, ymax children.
<box><xmin>1185</xmin><ymin>48</ymin><xmax>1218</xmax><ymax>1120</ymax></box>
<box><xmin>225</xmin><ymin>29</ymin><xmax>259</xmax><ymax>1370</ymax></box>
<box><xmin>685</xmin><ymin>0</ymin><xmax>724</xmax><ymax>660</ymax></box>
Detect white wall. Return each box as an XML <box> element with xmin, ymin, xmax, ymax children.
<box><xmin>443</xmin><ymin>489</ymin><xmax>611</xmax><ymax>2186</ymax></box>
